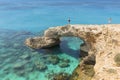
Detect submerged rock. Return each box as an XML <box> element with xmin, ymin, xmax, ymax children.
<box><xmin>60</xmin><ymin>58</ymin><xmax>70</xmax><ymax>63</ymax></box>
<box><xmin>16</xmin><ymin>70</ymin><xmax>25</xmax><ymax>76</ymax></box>
<box><xmin>3</xmin><ymin>66</ymin><xmax>10</xmax><ymax>74</ymax></box>
<box><xmin>47</xmin><ymin>55</ymin><xmax>60</xmax><ymax>65</ymax></box>
<box><xmin>34</xmin><ymin>61</ymin><xmax>47</xmax><ymax>71</ymax></box>
<box><xmin>20</xmin><ymin>54</ymin><xmax>31</xmax><ymax>60</ymax></box>
<box><xmin>58</xmin><ymin>62</ymin><xmax>70</xmax><ymax>68</ymax></box>
<box><xmin>26</xmin><ymin>67</ymin><xmax>34</xmax><ymax>72</ymax></box>
<box><xmin>52</xmin><ymin>72</ymin><xmax>70</xmax><ymax>80</ymax></box>
<box><xmin>58</xmin><ymin>58</ymin><xmax>70</xmax><ymax>68</ymax></box>
<box><xmin>11</xmin><ymin>31</ymin><xmax>33</xmax><ymax>39</ymax></box>
<box><xmin>13</xmin><ymin>62</ymin><xmax>25</xmax><ymax>70</ymax></box>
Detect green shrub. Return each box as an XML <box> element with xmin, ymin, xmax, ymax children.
<box><xmin>106</xmin><ymin>69</ymin><xmax>117</xmax><ymax>74</ymax></box>
<box><xmin>114</xmin><ymin>53</ymin><xmax>120</xmax><ymax>66</ymax></box>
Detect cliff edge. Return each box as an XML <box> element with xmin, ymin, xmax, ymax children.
<box><xmin>25</xmin><ymin>24</ymin><xmax>120</xmax><ymax>80</ymax></box>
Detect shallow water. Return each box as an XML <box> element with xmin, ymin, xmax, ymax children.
<box><xmin>0</xmin><ymin>29</ymin><xmax>83</xmax><ymax>80</ymax></box>
<box><xmin>0</xmin><ymin>0</ymin><xmax>120</xmax><ymax>80</ymax></box>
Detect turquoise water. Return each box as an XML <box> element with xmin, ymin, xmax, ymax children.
<box><xmin>0</xmin><ymin>0</ymin><xmax>120</xmax><ymax>31</ymax></box>
<box><xmin>0</xmin><ymin>0</ymin><xmax>120</xmax><ymax>80</ymax></box>
<box><xmin>0</xmin><ymin>29</ymin><xmax>82</xmax><ymax>80</ymax></box>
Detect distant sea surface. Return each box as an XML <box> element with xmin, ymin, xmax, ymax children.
<box><xmin>0</xmin><ymin>0</ymin><xmax>120</xmax><ymax>80</ymax></box>
<box><xmin>0</xmin><ymin>0</ymin><xmax>120</xmax><ymax>32</ymax></box>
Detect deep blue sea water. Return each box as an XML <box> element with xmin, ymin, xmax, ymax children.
<box><xmin>0</xmin><ymin>0</ymin><xmax>120</xmax><ymax>80</ymax></box>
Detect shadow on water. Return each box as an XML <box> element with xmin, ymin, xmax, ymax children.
<box><xmin>35</xmin><ymin>45</ymin><xmax>62</xmax><ymax>55</ymax></box>
<box><xmin>60</xmin><ymin>39</ymin><xmax>81</xmax><ymax>59</ymax></box>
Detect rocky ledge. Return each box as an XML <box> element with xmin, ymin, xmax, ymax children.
<box><xmin>25</xmin><ymin>24</ymin><xmax>120</xmax><ymax>80</ymax></box>
<box><xmin>25</xmin><ymin>37</ymin><xmax>60</xmax><ymax>49</ymax></box>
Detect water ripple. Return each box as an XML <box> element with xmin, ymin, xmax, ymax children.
<box><xmin>0</xmin><ymin>1</ymin><xmax>120</xmax><ymax>10</ymax></box>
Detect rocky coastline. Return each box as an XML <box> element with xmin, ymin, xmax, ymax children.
<box><xmin>25</xmin><ymin>24</ymin><xmax>120</xmax><ymax>80</ymax></box>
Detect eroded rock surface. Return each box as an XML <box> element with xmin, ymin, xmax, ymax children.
<box><xmin>25</xmin><ymin>37</ymin><xmax>60</xmax><ymax>49</ymax></box>
<box><xmin>25</xmin><ymin>24</ymin><xmax>120</xmax><ymax>80</ymax></box>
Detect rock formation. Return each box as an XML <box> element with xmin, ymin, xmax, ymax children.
<box><xmin>25</xmin><ymin>37</ymin><xmax>60</xmax><ymax>49</ymax></box>
<box><xmin>25</xmin><ymin>24</ymin><xmax>120</xmax><ymax>80</ymax></box>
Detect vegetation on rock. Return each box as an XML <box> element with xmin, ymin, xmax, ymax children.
<box><xmin>114</xmin><ymin>53</ymin><xmax>120</xmax><ymax>66</ymax></box>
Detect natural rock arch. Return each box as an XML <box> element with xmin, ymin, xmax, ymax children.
<box><xmin>25</xmin><ymin>25</ymin><xmax>101</xmax><ymax>49</ymax></box>
<box><xmin>25</xmin><ymin>24</ymin><xmax>120</xmax><ymax>80</ymax></box>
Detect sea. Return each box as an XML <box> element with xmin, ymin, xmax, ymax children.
<box><xmin>0</xmin><ymin>0</ymin><xmax>120</xmax><ymax>80</ymax></box>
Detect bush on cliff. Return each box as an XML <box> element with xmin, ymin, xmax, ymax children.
<box><xmin>114</xmin><ymin>53</ymin><xmax>120</xmax><ymax>66</ymax></box>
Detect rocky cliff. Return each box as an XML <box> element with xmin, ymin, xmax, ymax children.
<box><xmin>25</xmin><ymin>24</ymin><xmax>120</xmax><ymax>80</ymax></box>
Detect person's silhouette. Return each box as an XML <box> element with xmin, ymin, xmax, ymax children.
<box><xmin>68</xmin><ymin>17</ymin><xmax>71</xmax><ymax>24</ymax></box>
<box><xmin>108</xmin><ymin>17</ymin><xmax>112</xmax><ymax>24</ymax></box>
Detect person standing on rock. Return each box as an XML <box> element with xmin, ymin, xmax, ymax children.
<box><xmin>67</xmin><ymin>17</ymin><xmax>71</xmax><ymax>27</ymax></box>
<box><xmin>68</xmin><ymin>17</ymin><xmax>71</xmax><ymax>24</ymax></box>
<box><xmin>108</xmin><ymin>17</ymin><xmax>112</xmax><ymax>24</ymax></box>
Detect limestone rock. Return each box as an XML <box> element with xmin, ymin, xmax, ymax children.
<box><xmin>25</xmin><ymin>24</ymin><xmax>120</xmax><ymax>80</ymax></box>
<box><xmin>25</xmin><ymin>37</ymin><xmax>60</xmax><ymax>49</ymax></box>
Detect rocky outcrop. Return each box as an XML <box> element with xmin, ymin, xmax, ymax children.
<box><xmin>25</xmin><ymin>37</ymin><xmax>60</xmax><ymax>49</ymax></box>
<box><xmin>25</xmin><ymin>24</ymin><xmax>120</xmax><ymax>80</ymax></box>
<box><xmin>25</xmin><ymin>24</ymin><xmax>102</xmax><ymax>48</ymax></box>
